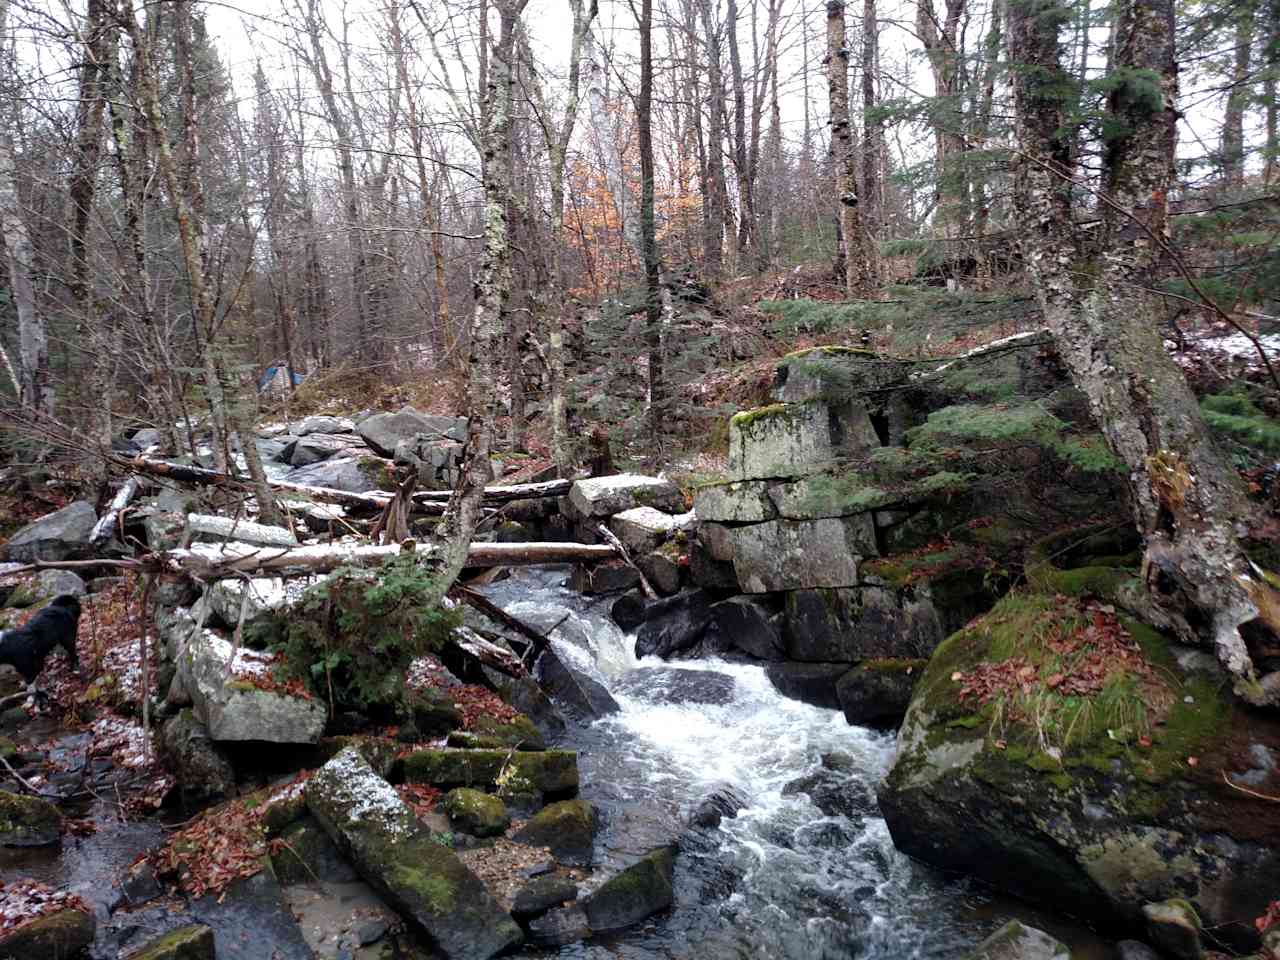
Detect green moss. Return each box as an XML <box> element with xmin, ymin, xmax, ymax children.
<box><xmin>441</xmin><ymin>788</ymin><xmax>509</xmax><ymax>837</ymax></box>
<box><xmin>126</xmin><ymin>923</ymin><xmax>215</xmax><ymax>959</ymax></box>
<box><xmin>400</xmin><ymin>749</ymin><xmax>579</xmax><ymax>795</ymax></box>
<box><xmin>863</xmin><ymin>657</ymin><xmax>929</xmax><ymax>674</ymax></box>
<box><xmin>391</xmin><ymin>863</ymin><xmax>456</xmax><ymax>914</ymax></box>
<box><xmin>449</xmin><ymin>714</ymin><xmax>544</xmax><ymax>751</ymax></box>
<box><xmin>730</xmin><ymin>403</ymin><xmax>801</xmax><ymax>430</ymax></box>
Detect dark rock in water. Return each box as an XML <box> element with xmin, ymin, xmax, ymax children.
<box><xmin>125</xmin><ymin>924</ymin><xmax>216</xmax><ymax>959</ymax></box>
<box><xmin>835</xmin><ymin>660</ymin><xmax>925</xmax><ymax>727</ymax></box>
<box><xmin>583</xmin><ymin>845</ymin><xmax>677</xmax><ymax>933</ymax></box>
<box><xmin>687</xmin><ymin>783</ymin><xmax>749</xmax><ymax>830</ymax></box>
<box><xmin>511</xmin><ymin>875</ymin><xmax>580</xmax><ymax>921</ymax></box>
<box><xmin>112</xmin><ymin>858</ymin><xmax>164</xmax><ymax>911</ymax></box>
<box><xmin>635</xmin><ymin>589</ymin><xmax>713</xmax><ymax>659</ymax></box>
<box><xmin>1115</xmin><ymin>942</ymin><xmax>1162</xmax><ymax>960</ymax></box>
<box><xmin>527</xmin><ymin>905</ymin><xmax>591</xmax><ymax>946</ymax></box>
<box><xmin>712</xmin><ymin>596</ymin><xmax>784</xmax><ymax>660</ymax></box>
<box><xmin>189</xmin><ymin>867</ymin><xmax>312</xmax><ymax>960</ymax></box>
<box><xmin>0</xmin><ymin>788</ymin><xmax>62</xmax><ymax>846</ymax></box>
<box><xmin>637</xmin><ymin>548</ymin><xmax>683</xmax><ymax>596</ymax></box>
<box><xmin>782</xmin><ymin>761</ymin><xmax>874</xmax><ymax>822</ymax></box>
<box><xmin>765</xmin><ymin>662</ymin><xmax>849</xmax><ymax>710</ymax></box>
<box><xmin>271</xmin><ymin>814</ymin><xmax>359</xmax><ymax>886</ymax></box>
<box><xmin>688</xmin><ymin>537</ymin><xmax>739</xmax><ymax>591</ymax></box>
<box><xmin>572</xmin><ymin>560</ymin><xmax>641</xmax><ymax>595</ymax></box>
<box><xmin>0</xmin><ymin>906</ymin><xmax>95</xmax><ymax>956</ymax></box>
<box><xmin>512</xmin><ymin>799</ymin><xmax>596</xmax><ymax>866</ymax></box>
<box><xmin>963</xmin><ymin>920</ymin><xmax>1069</xmax><ymax>959</ymax></box>
<box><xmin>611</xmin><ymin>590</ymin><xmax>648</xmax><ymax>630</ymax></box>
<box><xmin>535</xmin><ymin>647</ymin><xmax>620</xmax><ymax>722</ymax></box>
<box><xmin>1142</xmin><ymin>900</ymin><xmax>1203</xmax><ymax>960</ymax></box>
<box><xmin>615</xmin><ymin>667</ymin><xmax>736</xmax><ymax>706</ymax></box>
<box><xmin>160</xmin><ymin>709</ymin><xmax>235</xmax><ymax>802</ymax></box>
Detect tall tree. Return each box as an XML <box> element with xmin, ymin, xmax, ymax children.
<box><xmin>635</xmin><ymin>0</ymin><xmax>664</xmax><ymax>448</ymax></box>
<box><xmin>826</xmin><ymin>0</ymin><xmax>872</xmax><ymax>294</ymax></box>
<box><xmin>697</xmin><ymin>0</ymin><xmax>729</xmax><ymax>277</ymax></box>
<box><xmin>1221</xmin><ymin>0</ymin><xmax>1255</xmax><ymax>189</ymax></box>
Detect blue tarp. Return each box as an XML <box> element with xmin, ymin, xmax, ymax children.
<box><xmin>258</xmin><ymin>365</ymin><xmax>305</xmax><ymax>391</ymax></box>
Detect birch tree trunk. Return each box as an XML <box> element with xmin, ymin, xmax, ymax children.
<box><xmin>726</xmin><ymin>0</ymin><xmax>755</xmax><ymax>260</ymax></box>
<box><xmin>1009</xmin><ymin>0</ymin><xmax>1280</xmax><ymax>704</ymax></box>
<box><xmin>826</xmin><ymin>0</ymin><xmax>872</xmax><ymax>295</ymax></box>
<box><xmin>860</xmin><ymin>0</ymin><xmax>882</xmax><ymax>284</ymax></box>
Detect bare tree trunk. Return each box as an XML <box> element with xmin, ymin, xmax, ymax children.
<box><xmin>636</xmin><ymin>0</ymin><xmax>664</xmax><ymax>452</ymax></box>
<box><xmin>826</xmin><ymin>0</ymin><xmax>872</xmax><ymax>295</ymax></box>
<box><xmin>1009</xmin><ymin>0</ymin><xmax>1278</xmax><ymax>702</ymax></box>
<box><xmin>1221</xmin><ymin>0</ymin><xmax>1254</xmax><ymax>190</ymax></box>
<box><xmin>697</xmin><ymin>0</ymin><xmax>728</xmax><ymax>278</ymax></box>
<box><xmin>726</xmin><ymin>0</ymin><xmax>755</xmax><ymax>260</ymax></box>
<box><xmin>917</xmin><ymin>0</ymin><xmax>969</xmax><ymax>238</ymax></box>
<box><xmin>1267</xmin><ymin>0</ymin><xmax>1280</xmax><ymax>184</ymax></box>
<box><xmin>860</xmin><ymin>0</ymin><xmax>882</xmax><ymax>284</ymax></box>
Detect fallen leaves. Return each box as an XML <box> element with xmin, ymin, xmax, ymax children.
<box><xmin>0</xmin><ymin>879</ymin><xmax>89</xmax><ymax>933</ymax></box>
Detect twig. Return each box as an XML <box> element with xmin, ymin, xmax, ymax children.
<box><xmin>1222</xmin><ymin>768</ymin><xmax>1280</xmax><ymax>803</ymax></box>
<box><xmin>595</xmin><ymin>523</ymin><xmax>657</xmax><ymax>599</ymax></box>
<box><xmin>0</xmin><ymin>754</ymin><xmax>63</xmax><ymax>800</ymax></box>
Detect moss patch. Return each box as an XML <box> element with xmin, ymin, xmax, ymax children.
<box><xmin>400</xmin><ymin>749</ymin><xmax>579</xmax><ymax>796</ymax></box>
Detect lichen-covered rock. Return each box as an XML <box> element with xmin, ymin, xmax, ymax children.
<box><xmin>1</xmin><ymin>501</ymin><xmax>96</xmax><ymax>562</ymax></box>
<box><xmin>0</xmin><ymin>906</ymin><xmax>95</xmax><ymax>957</ymax></box>
<box><xmin>963</xmin><ymin>920</ymin><xmax>1069</xmax><ymax>960</ymax></box>
<box><xmin>442</xmin><ymin>788</ymin><xmax>510</xmax><ymax>837</ymax></box>
<box><xmin>693</xmin><ymin>480</ymin><xmax>777</xmax><ymax>523</ymax></box>
<box><xmin>711</xmin><ymin>597</ymin><xmax>784</xmax><ymax>660</ymax></box>
<box><xmin>358</xmin><ymin>408</ymin><xmax>467</xmax><ymax>458</ymax></box>
<box><xmin>0</xmin><ymin>789</ymin><xmax>62</xmax><ymax>846</ymax></box>
<box><xmin>160</xmin><ymin>710</ymin><xmax>235</xmax><ymax>801</ymax></box>
<box><xmin>400</xmin><ymin>749</ymin><xmax>579</xmax><ymax>797</ymax></box>
<box><xmin>582</xmin><ymin>845</ymin><xmax>676</xmax><ymax>933</ymax></box>
<box><xmin>512</xmin><ymin>799</ymin><xmax>596</xmax><ymax>866</ymax></box>
<box><xmin>835</xmin><ymin>660</ymin><xmax>925</xmax><ymax>727</ymax></box>
<box><xmin>566</xmin><ymin>475</ymin><xmax>684</xmax><ymax>519</ymax></box>
<box><xmin>608</xmin><ymin>507</ymin><xmax>694</xmax><ymax>555</ymax></box>
<box><xmin>177</xmin><ymin>628</ymin><xmax>325</xmax><ymax>743</ymax></box>
<box><xmin>728</xmin><ymin>400</ymin><xmax>878</xmax><ymax>481</ymax></box>
<box><xmin>729</xmin><ymin>517</ymin><xmax>874</xmax><ymax>592</ymax></box>
<box><xmin>305</xmin><ymin>747</ymin><xmax>523</xmax><ymax>960</ymax></box>
<box><xmin>124</xmin><ymin>923</ymin><xmax>215</xmax><ymax>960</ymax></box>
<box><xmin>878</xmin><ymin>591</ymin><xmax>1280</xmax><ymax>945</ymax></box>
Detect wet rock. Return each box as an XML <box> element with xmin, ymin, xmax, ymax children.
<box><xmin>634</xmin><ymin>589</ymin><xmax>713</xmax><ymax>659</ymax></box>
<box><xmin>189</xmin><ymin>864</ymin><xmax>312</xmax><ymax>960</ymax></box>
<box><xmin>570</xmin><ymin>560</ymin><xmax>641</xmax><ymax>595</ymax></box>
<box><xmin>177</xmin><ymin>628</ymin><xmax>326</xmax><ymax>743</ymax></box>
<box><xmin>34</xmin><ymin>569</ymin><xmax>86</xmax><ymax>598</ymax></box>
<box><xmin>442</xmin><ymin>788</ymin><xmax>510</xmax><ymax>837</ymax></box>
<box><xmin>527</xmin><ymin>904</ymin><xmax>590</xmax><ymax>946</ymax></box>
<box><xmin>281</xmin><ymin>457</ymin><xmax>383</xmax><ymax>494</ymax></box>
<box><xmin>125</xmin><ymin>923</ymin><xmax>216</xmax><ymax>960</ymax></box>
<box><xmin>512</xmin><ymin>799</ymin><xmax>596</xmax><ymax>866</ymax></box>
<box><xmin>835</xmin><ymin>660</ymin><xmax>925</xmax><ymax>727</ymax></box>
<box><xmin>271</xmin><ymin>814</ymin><xmax>359</xmax><ymax>885</ymax></box>
<box><xmin>1115</xmin><ymin>942</ymin><xmax>1162</xmax><ymax>960</ymax></box>
<box><xmin>0</xmin><ymin>789</ymin><xmax>62</xmax><ymax>846</ymax></box>
<box><xmin>183</xmin><ymin>514</ymin><xmax>297</xmax><ymax>548</ymax></box>
<box><xmin>730</xmin><ymin>517</ymin><xmax>874</xmax><ymax>593</ymax></box>
<box><xmin>358</xmin><ymin>408</ymin><xmax>467</xmax><ymax>457</ymax></box>
<box><xmin>764</xmin><ymin>662</ymin><xmax>848</xmax><ymax>710</ymax></box>
<box><xmin>0</xmin><ymin>906</ymin><xmax>94</xmax><ymax>956</ymax></box>
<box><xmin>478</xmin><ymin>670</ymin><xmax>567</xmax><ymax>741</ymax></box>
<box><xmin>160</xmin><ymin>709</ymin><xmax>235</xmax><ymax>801</ymax></box>
<box><xmin>400</xmin><ymin>748</ymin><xmax>578</xmax><ymax>797</ymax></box>
<box><xmin>583</xmin><ymin>845</ymin><xmax>676</xmax><ymax>933</ymax></box>
<box><xmin>687</xmin><ymin>783</ymin><xmax>748</xmax><ymax>830</ymax></box>
<box><xmin>0</xmin><ymin>501</ymin><xmax>96</xmax><ymax>562</ymax></box>
<box><xmin>637</xmin><ymin>548</ymin><xmax>684</xmax><ymax>596</ymax></box>
<box><xmin>963</xmin><ymin>920</ymin><xmax>1069</xmax><ymax>959</ymax></box>
<box><xmin>511</xmin><ymin>875</ymin><xmax>579</xmax><ymax>921</ymax></box>
<box><xmin>782</xmin><ymin>761</ymin><xmax>874</xmax><ymax>821</ymax></box>
<box><xmin>693</xmin><ymin>480</ymin><xmax>777</xmax><ymax>522</ymax></box>
<box><xmin>296</xmin><ymin>415</ymin><xmax>355</xmax><ymax>436</ymax></box>
<box><xmin>447</xmin><ymin>713</ymin><xmax>545</xmax><ymax>751</ymax></box>
<box><xmin>535</xmin><ymin>648</ymin><xmax>620</xmax><ymax>722</ymax></box>
<box><xmin>306</xmin><ymin>747</ymin><xmax>523</xmax><ymax>960</ymax></box>
<box><xmin>608</xmin><ymin>507</ymin><xmax>695</xmax><ymax>555</ymax></box>
<box><xmin>610</xmin><ymin>590</ymin><xmax>648</xmax><ymax>631</ymax></box>
<box><xmin>615</xmin><ymin>667</ymin><xmax>736</xmax><ymax>705</ymax></box>
<box><xmin>113</xmin><ymin>859</ymin><xmax>164</xmax><ymax>910</ymax></box>
<box><xmin>1143</xmin><ymin>899</ymin><xmax>1204</xmax><ymax>960</ymax></box>
<box><xmin>712</xmin><ymin>597</ymin><xmax>784</xmax><ymax>660</ymax></box>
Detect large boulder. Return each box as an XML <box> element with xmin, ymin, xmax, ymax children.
<box><xmin>963</xmin><ymin>921</ymin><xmax>1069</xmax><ymax>960</ymax></box>
<box><xmin>693</xmin><ymin>480</ymin><xmax>777</xmax><ymax>523</ymax></box>
<box><xmin>608</xmin><ymin>507</ymin><xmax>695</xmax><ymax>555</ymax></box>
<box><xmin>728</xmin><ymin>400</ymin><xmax>878</xmax><ymax>481</ymax></box>
<box><xmin>782</xmin><ymin>585</ymin><xmax>945</xmax><ymax>661</ymax></box>
<box><xmin>306</xmin><ymin>748</ymin><xmax>523</xmax><ymax>960</ymax></box>
<box><xmin>582</xmin><ymin>845</ymin><xmax>676</xmax><ymax>933</ymax></box>
<box><xmin>284</xmin><ymin>433</ymin><xmax>360</xmax><ymax>467</ymax></box>
<box><xmin>358</xmin><ymin>408</ymin><xmax>467</xmax><ymax>458</ymax></box>
<box><xmin>764</xmin><ymin>662</ymin><xmax>848</xmax><ymax>710</ymax></box>
<box><xmin>566</xmin><ymin>475</ymin><xmax>685</xmax><ymax>519</ymax></box>
<box><xmin>202</xmin><ymin>577</ymin><xmax>307</xmax><ymax>633</ymax></box>
<box><xmin>1</xmin><ymin>501</ymin><xmax>96</xmax><ymax>562</ymax></box>
<box><xmin>159</xmin><ymin>710</ymin><xmax>235</xmax><ymax>801</ymax></box>
<box><xmin>441</xmin><ymin>788</ymin><xmax>510</xmax><ymax>837</ymax></box>
<box><xmin>512</xmin><ymin>799</ymin><xmax>596</xmax><ymax>866</ymax></box>
<box><xmin>729</xmin><ymin>517</ymin><xmax>874</xmax><ymax>592</ymax></box>
<box><xmin>280</xmin><ymin>456</ymin><xmax>384</xmax><ymax>493</ymax></box>
<box><xmin>711</xmin><ymin>596</ymin><xmax>784</xmax><ymax>660</ymax></box>
<box><xmin>877</xmin><ymin>592</ymin><xmax>1280</xmax><ymax>948</ymax></box>
<box><xmin>0</xmin><ymin>789</ymin><xmax>62</xmax><ymax>846</ymax></box>
<box><xmin>835</xmin><ymin>660</ymin><xmax>925</xmax><ymax>727</ymax></box>
<box><xmin>534</xmin><ymin>649</ymin><xmax>620</xmax><ymax>722</ymax></box>
<box><xmin>177</xmin><ymin>628</ymin><xmax>326</xmax><ymax>743</ymax></box>
<box><xmin>634</xmin><ymin>589</ymin><xmax>714</xmax><ymax>659</ymax></box>
<box><xmin>400</xmin><ymin>748</ymin><xmax>579</xmax><ymax>797</ymax></box>
<box><xmin>0</xmin><ymin>906</ymin><xmax>95</xmax><ymax>957</ymax></box>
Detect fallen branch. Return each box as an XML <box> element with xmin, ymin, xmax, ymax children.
<box><xmin>91</xmin><ymin>477</ymin><xmax>141</xmax><ymax>547</ymax></box>
<box><xmin>596</xmin><ymin>523</ymin><xmax>657</xmax><ymax>599</ymax></box>
<box><xmin>453</xmin><ymin>626</ymin><xmax>528</xmax><ymax>677</ymax></box>
<box><xmin>450</xmin><ymin>585</ymin><xmax>555</xmax><ymax>664</ymax></box>
<box><xmin>1222</xmin><ymin>768</ymin><xmax>1280</xmax><ymax>803</ymax></box>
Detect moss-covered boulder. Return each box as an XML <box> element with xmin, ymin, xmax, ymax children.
<box><xmin>835</xmin><ymin>659</ymin><xmax>926</xmax><ymax>727</ymax></box>
<box><xmin>878</xmin><ymin>591</ymin><xmax>1280</xmax><ymax>948</ymax></box>
<box><xmin>582</xmin><ymin>845</ymin><xmax>676</xmax><ymax>933</ymax></box>
<box><xmin>728</xmin><ymin>400</ymin><xmax>878</xmax><ymax>482</ymax></box>
<box><xmin>402</xmin><ymin>687</ymin><xmax>464</xmax><ymax>739</ymax></box>
<box><xmin>400</xmin><ymin>749</ymin><xmax>578</xmax><ymax>798</ymax></box>
<box><xmin>963</xmin><ymin>920</ymin><xmax>1069</xmax><ymax>959</ymax></box>
<box><xmin>124</xmin><ymin>924</ymin><xmax>215</xmax><ymax>960</ymax></box>
<box><xmin>512</xmin><ymin>799</ymin><xmax>596</xmax><ymax>867</ymax></box>
<box><xmin>446</xmin><ymin>714</ymin><xmax>544</xmax><ymax>751</ymax></box>
<box><xmin>511</xmin><ymin>875</ymin><xmax>579</xmax><ymax>922</ymax></box>
<box><xmin>441</xmin><ymin>788</ymin><xmax>510</xmax><ymax>838</ymax></box>
<box><xmin>270</xmin><ymin>814</ymin><xmax>359</xmax><ymax>886</ymax></box>
<box><xmin>0</xmin><ymin>906</ymin><xmax>95</xmax><ymax>957</ymax></box>
<box><xmin>305</xmin><ymin>747</ymin><xmax>523</xmax><ymax>960</ymax></box>
<box><xmin>0</xmin><ymin>789</ymin><xmax>62</xmax><ymax>846</ymax></box>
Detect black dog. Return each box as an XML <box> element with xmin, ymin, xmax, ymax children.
<box><xmin>0</xmin><ymin>594</ymin><xmax>81</xmax><ymax>704</ymax></box>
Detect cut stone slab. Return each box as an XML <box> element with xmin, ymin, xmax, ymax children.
<box><xmin>583</xmin><ymin>845</ymin><xmax>676</xmax><ymax>933</ymax></box>
<box><xmin>0</xmin><ymin>788</ymin><xmax>62</xmax><ymax>846</ymax></box>
<box><xmin>296</xmin><ymin>415</ymin><xmax>355</xmax><ymax>436</ymax></box>
<box><xmin>728</xmin><ymin>400</ymin><xmax>878</xmax><ymax>481</ymax></box>
<box><xmin>729</xmin><ymin>517</ymin><xmax>875</xmax><ymax>593</ymax></box>
<box><xmin>693</xmin><ymin>480</ymin><xmax>777</xmax><ymax>523</ymax></box>
<box><xmin>400</xmin><ymin>748</ymin><xmax>579</xmax><ymax>796</ymax></box>
<box><xmin>963</xmin><ymin>920</ymin><xmax>1069</xmax><ymax>960</ymax></box>
<box><xmin>305</xmin><ymin>747</ymin><xmax>523</xmax><ymax>960</ymax></box>
<box><xmin>567</xmin><ymin>475</ymin><xmax>685</xmax><ymax>519</ymax></box>
<box><xmin>608</xmin><ymin>507</ymin><xmax>695</xmax><ymax>555</ymax></box>
<box><xmin>178</xmin><ymin>628</ymin><xmax>325</xmax><ymax>743</ymax></box>
<box><xmin>768</xmin><ymin>475</ymin><xmax>900</xmax><ymax>520</ymax></box>
<box><xmin>1</xmin><ymin>500</ymin><xmax>96</xmax><ymax>562</ymax></box>
<box><xmin>358</xmin><ymin>407</ymin><xmax>468</xmax><ymax>458</ymax></box>
<box><xmin>0</xmin><ymin>907</ymin><xmax>95</xmax><ymax>956</ymax></box>
<box><xmin>184</xmin><ymin>514</ymin><xmax>297</xmax><ymax>549</ymax></box>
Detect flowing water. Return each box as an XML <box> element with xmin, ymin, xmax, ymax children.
<box><xmin>482</xmin><ymin>568</ymin><xmax>1113</xmax><ymax>960</ymax></box>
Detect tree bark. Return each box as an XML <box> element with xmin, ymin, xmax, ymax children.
<box><xmin>637</xmin><ymin>0</ymin><xmax>664</xmax><ymax>452</ymax></box>
<box><xmin>697</xmin><ymin>0</ymin><xmax>729</xmax><ymax>278</ymax></box>
<box><xmin>1221</xmin><ymin>0</ymin><xmax>1254</xmax><ymax>190</ymax></box>
<box><xmin>826</xmin><ymin>0</ymin><xmax>872</xmax><ymax>295</ymax></box>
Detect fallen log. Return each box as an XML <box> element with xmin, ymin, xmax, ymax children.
<box><xmin>91</xmin><ymin>477</ymin><xmax>141</xmax><ymax>547</ymax></box>
<box><xmin>411</xmin><ymin>478</ymin><xmax>572</xmax><ymax>504</ymax></box>
<box><xmin>451</xmin><ymin>585</ymin><xmax>556</xmax><ymax>664</ymax></box>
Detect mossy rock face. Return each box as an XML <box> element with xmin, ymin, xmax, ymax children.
<box><xmin>271</xmin><ymin>814</ymin><xmax>359</xmax><ymax>886</ymax></box>
<box><xmin>442</xmin><ymin>788</ymin><xmax>510</xmax><ymax>838</ymax></box>
<box><xmin>402</xmin><ymin>688</ymin><xmax>464</xmax><ymax>740</ymax></box>
<box><xmin>124</xmin><ymin>923</ymin><xmax>215</xmax><ymax>960</ymax></box>
<box><xmin>835</xmin><ymin>660</ymin><xmax>926</xmax><ymax>728</ymax></box>
<box><xmin>512</xmin><ymin>799</ymin><xmax>596</xmax><ymax>867</ymax></box>
<box><xmin>963</xmin><ymin>920</ymin><xmax>1069</xmax><ymax>959</ymax></box>
<box><xmin>877</xmin><ymin>590</ymin><xmax>1280</xmax><ymax>943</ymax></box>
<box><xmin>400</xmin><ymin>749</ymin><xmax>579</xmax><ymax>798</ymax></box>
<box><xmin>582</xmin><ymin>845</ymin><xmax>676</xmax><ymax>933</ymax></box>
<box><xmin>447</xmin><ymin>714</ymin><xmax>544</xmax><ymax>751</ymax></box>
<box><xmin>0</xmin><ymin>789</ymin><xmax>62</xmax><ymax>846</ymax></box>
<box><xmin>0</xmin><ymin>906</ymin><xmax>95</xmax><ymax>957</ymax></box>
